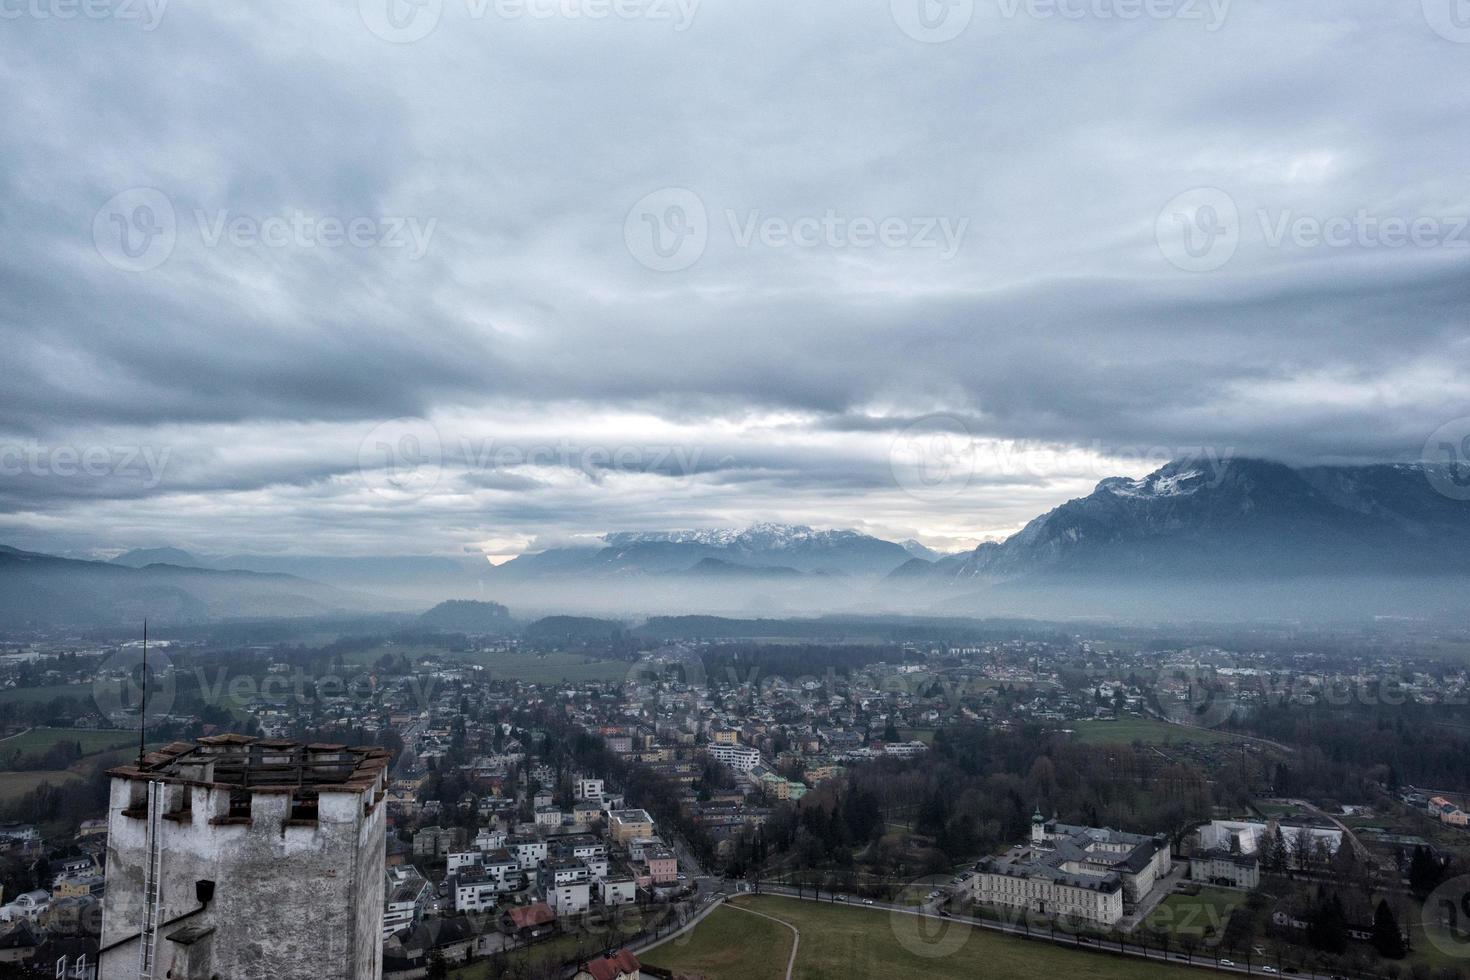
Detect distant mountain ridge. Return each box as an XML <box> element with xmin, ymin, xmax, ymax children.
<box><xmin>494</xmin><ymin>522</ymin><xmax>914</xmax><ymax>579</ymax></box>
<box><xmin>900</xmin><ymin>458</ymin><xmax>1470</xmax><ymax>585</ymax></box>
<box><xmin>0</xmin><ymin>545</ymin><xmax>388</xmax><ymax>628</ymax></box>
<box><xmin>14</xmin><ymin>458</ymin><xmax>1469</xmax><ymax>626</ymax></box>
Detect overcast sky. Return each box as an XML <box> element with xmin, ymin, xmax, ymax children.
<box><xmin>2</xmin><ymin>0</ymin><xmax>1468</xmax><ymax>561</ymax></box>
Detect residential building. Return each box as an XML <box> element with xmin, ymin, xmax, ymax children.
<box><xmin>574</xmin><ymin>949</ymin><xmax>641</xmax><ymax>980</ymax></box>
<box><xmin>707</xmin><ymin>743</ymin><xmax>761</xmax><ymax>773</ymax></box>
<box><xmin>547</xmin><ymin>880</ymin><xmax>590</xmax><ymax>916</ymax></box>
<box><xmin>607</xmin><ymin>810</ymin><xmax>654</xmax><ymax>845</ymax></box>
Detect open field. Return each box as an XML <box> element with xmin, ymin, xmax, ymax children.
<box><xmin>645</xmin><ymin>895</ymin><xmax>1204</xmax><ymax>980</ymax></box>
<box><xmin>642</xmin><ymin>904</ymin><xmax>792</xmax><ymax>980</ymax></box>
<box><xmin>0</xmin><ymin>684</ymin><xmax>95</xmax><ymax>705</ymax></box>
<box><xmin>0</xmin><ymin>739</ymin><xmax>164</xmax><ymax>806</ymax></box>
<box><xmin>1072</xmin><ymin>718</ymin><xmax>1238</xmax><ymax>746</ymax></box>
<box><xmin>0</xmin><ymin>726</ymin><xmax>137</xmax><ymax>759</ymax></box>
<box><xmin>0</xmin><ymin>768</ymin><xmax>84</xmax><ymax>804</ymax></box>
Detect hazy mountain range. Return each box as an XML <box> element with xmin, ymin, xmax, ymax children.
<box><xmin>896</xmin><ymin>458</ymin><xmax>1470</xmax><ymax>583</ymax></box>
<box><xmin>4</xmin><ymin>459</ymin><xmax>1467</xmax><ymax>627</ymax></box>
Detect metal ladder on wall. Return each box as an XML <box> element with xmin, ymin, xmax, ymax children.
<box><xmin>137</xmin><ymin>781</ymin><xmax>164</xmax><ymax>979</ymax></box>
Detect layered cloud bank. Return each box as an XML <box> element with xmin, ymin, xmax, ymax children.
<box><xmin>2</xmin><ymin>1</ymin><xmax>1469</xmax><ymax>559</ymax></box>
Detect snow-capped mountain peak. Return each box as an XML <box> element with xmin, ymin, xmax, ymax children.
<box><xmin>602</xmin><ymin>523</ymin><xmax>851</xmax><ymax>549</ymax></box>
<box><xmin>1099</xmin><ymin>467</ymin><xmax>1206</xmax><ymax>499</ymax></box>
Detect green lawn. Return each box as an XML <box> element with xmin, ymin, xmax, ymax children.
<box><xmin>1072</xmin><ymin>718</ymin><xmax>1236</xmax><ymax>746</ymax></box>
<box><xmin>0</xmin><ymin>684</ymin><xmax>95</xmax><ymax>705</ymax></box>
<box><xmin>1143</xmin><ymin>888</ymin><xmax>1243</xmax><ymax>944</ymax></box>
<box><xmin>0</xmin><ymin>768</ymin><xmax>84</xmax><ymax>804</ymax></box>
<box><xmin>0</xmin><ymin>726</ymin><xmax>138</xmax><ymax>760</ymax></box>
<box><xmin>647</xmin><ymin>896</ymin><xmax>1206</xmax><ymax>980</ymax></box>
<box><xmin>643</xmin><ymin>904</ymin><xmax>792</xmax><ymax>980</ymax></box>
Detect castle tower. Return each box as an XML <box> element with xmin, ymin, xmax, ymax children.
<box><xmin>97</xmin><ymin>735</ymin><xmax>390</xmax><ymax>980</ymax></box>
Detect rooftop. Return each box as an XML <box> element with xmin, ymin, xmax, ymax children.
<box><xmin>107</xmin><ymin>734</ymin><xmax>391</xmax><ymax>794</ymax></box>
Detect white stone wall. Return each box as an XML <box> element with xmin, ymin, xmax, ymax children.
<box><xmin>99</xmin><ymin>775</ymin><xmax>385</xmax><ymax>980</ymax></box>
